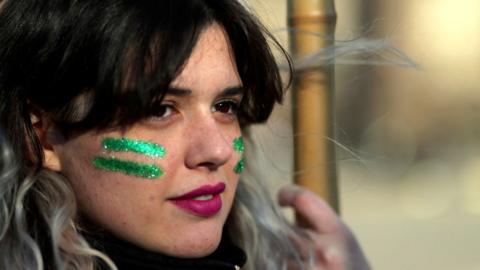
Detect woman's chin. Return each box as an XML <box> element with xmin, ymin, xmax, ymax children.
<box><xmin>160</xmin><ymin>234</ymin><xmax>222</xmax><ymax>258</ymax></box>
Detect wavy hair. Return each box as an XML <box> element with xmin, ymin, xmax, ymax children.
<box><xmin>0</xmin><ymin>0</ymin><xmax>310</xmax><ymax>269</ymax></box>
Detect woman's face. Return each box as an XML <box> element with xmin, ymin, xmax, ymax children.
<box><xmin>50</xmin><ymin>24</ymin><xmax>243</xmax><ymax>257</ymax></box>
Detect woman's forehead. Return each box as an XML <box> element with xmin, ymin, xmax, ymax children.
<box><xmin>169</xmin><ymin>23</ymin><xmax>241</xmax><ymax>94</ymax></box>
<box><xmin>179</xmin><ymin>23</ymin><xmax>235</xmax><ymax>72</ymax></box>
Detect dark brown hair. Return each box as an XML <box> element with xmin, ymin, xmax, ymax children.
<box><xmin>0</xmin><ymin>0</ymin><xmax>291</xmax><ymax>169</ymax></box>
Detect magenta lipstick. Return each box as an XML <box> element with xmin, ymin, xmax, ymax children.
<box><xmin>170</xmin><ymin>183</ymin><xmax>225</xmax><ymax>217</ymax></box>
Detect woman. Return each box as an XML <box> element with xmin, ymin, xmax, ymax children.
<box><xmin>0</xmin><ymin>0</ymin><xmax>370</xmax><ymax>269</ymax></box>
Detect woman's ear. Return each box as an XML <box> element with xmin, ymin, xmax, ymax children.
<box><xmin>30</xmin><ymin>113</ymin><xmax>62</xmax><ymax>172</ymax></box>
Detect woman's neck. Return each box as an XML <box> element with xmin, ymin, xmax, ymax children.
<box><xmin>82</xmin><ymin>230</ymin><xmax>246</xmax><ymax>270</ymax></box>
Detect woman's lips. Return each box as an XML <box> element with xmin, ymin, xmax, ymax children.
<box><xmin>170</xmin><ymin>182</ymin><xmax>225</xmax><ymax>217</ymax></box>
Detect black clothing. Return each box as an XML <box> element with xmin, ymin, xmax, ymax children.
<box><xmin>84</xmin><ymin>232</ymin><xmax>246</xmax><ymax>270</ymax></box>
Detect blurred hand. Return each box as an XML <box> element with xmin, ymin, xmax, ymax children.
<box><xmin>278</xmin><ymin>185</ymin><xmax>371</xmax><ymax>270</ymax></box>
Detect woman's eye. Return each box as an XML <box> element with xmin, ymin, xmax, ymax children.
<box><xmin>153</xmin><ymin>104</ymin><xmax>174</xmax><ymax>118</ymax></box>
<box><xmin>212</xmin><ymin>100</ymin><xmax>239</xmax><ymax>115</ymax></box>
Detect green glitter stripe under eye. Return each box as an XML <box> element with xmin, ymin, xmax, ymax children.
<box><xmin>234</xmin><ymin>157</ymin><xmax>245</xmax><ymax>174</ymax></box>
<box><xmin>92</xmin><ymin>157</ymin><xmax>164</xmax><ymax>179</ymax></box>
<box><xmin>102</xmin><ymin>137</ymin><xmax>166</xmax><ymax>158</ymax></box>
<box><xmin>233</xmin><ymin>137</ymin><xmax>244</xmax><ymax>153</ymax></box>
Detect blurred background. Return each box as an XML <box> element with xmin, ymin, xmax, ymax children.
<box><xmin>247</xmin><ymin>0</ymin><xmax>480</xmax><ymax>269</ymax></box>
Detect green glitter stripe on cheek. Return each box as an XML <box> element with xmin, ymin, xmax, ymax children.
<box><xmin>92</xmin><ymin>156</ymin><xmax>164</xmax><ymax>179</ymax></box>
<box><xmin>233</xmin><ymin>136</ymin><xmax>245</xmax><ymax>174</ymax></box>
<box><xmin>233</xmin><ymin>136</ymin><xmax>244</xmax><ymax>153</ymax></box>
<box><xmin>234</xmin><ymin>157</ymin><xmax>245</xmax><ymax>174</ymax></box>
<box><xmin>101</xmin><ymin>137</ymin><xmax>166</xmax><ymax>158</ymax></box>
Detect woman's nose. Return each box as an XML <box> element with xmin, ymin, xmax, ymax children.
<box><xmin>184</xmin><ymin>119</ymin><xmax>234</xmax><ymax>172</ymax></box>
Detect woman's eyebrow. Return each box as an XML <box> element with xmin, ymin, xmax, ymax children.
<box><xmin>166</xmin><ymin>86</ymin><xmax>244</xmax><ymax>97</ymax></box>
<box><xmin>166</xmin><ymin>87</ymin><xmax>192</xmax><ymax>96</ymax></box>
<box><xmin>219</xmin><ymin>86</ymin><xmax>245</xmax><ymax>97</ymax></box>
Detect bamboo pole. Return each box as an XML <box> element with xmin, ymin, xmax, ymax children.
<box><xmin>288</xmin><ymin>0</ymin><xmax>339</xmax><ymax>212</ymax></box>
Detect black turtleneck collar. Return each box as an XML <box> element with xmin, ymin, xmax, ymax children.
<box><xmin>83</xmin><ymin>231</ymin><xmax>247</xmax><ymax>270</ymax></box>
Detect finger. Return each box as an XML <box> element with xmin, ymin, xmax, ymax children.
<box><xmin>287</xmin><ymin>231</ymin><xmax>330</xmax><ymax>270</ymax></box>
<box><xmin>305</xmin><ymin>225</ymin><xmax>372</xmax><ymax>270</ymax></box>
<box><xmin>278</xmin><ymin>185</ymin><xmax>341</xmax><ymax>233</ymax></box>
<box><xmin>287</xmin><ymin>231</ymin><xmax>315</xmax><ymax>260</ymax></box>
<box><xmin>290</xmin><ymin>229</ymin><xmax>346</xmax><ymax>270</ymax></box>
<box><xmin>305</xmin><ymin>229</ymin><xmax>346</xmax><ymax>270</ymax></box>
